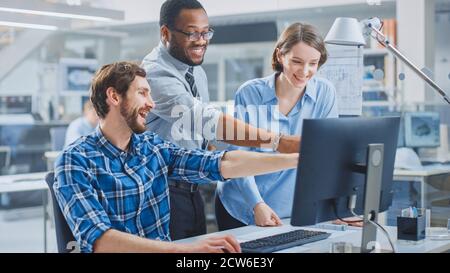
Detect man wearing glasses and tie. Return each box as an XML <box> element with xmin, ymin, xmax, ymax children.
<box><xmin>141</xmin><ymin>0</ymin><xmax>300</xmax><ymax>240</ymax></box>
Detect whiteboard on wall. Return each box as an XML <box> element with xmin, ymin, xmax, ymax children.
<box><xmin>317</xmin><ymin>45</ymin><xmax>363</xmax><ymax>116</ymax></box>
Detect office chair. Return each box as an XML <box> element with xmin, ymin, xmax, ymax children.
<box><xmin>49</xmin><ymin>127</ymin><xmax>67</xmax><ymax>151</ymax></box>
<box><xmin>45</xmin><ymin>172</ymin><xmax>78</xmax><ymax>253</ymax></box>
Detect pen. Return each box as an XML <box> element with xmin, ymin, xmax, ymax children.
<box><xmin>412</xmin><ymin>207</ymin><xmax>418</xmax><ymax>218</ymax></box>
<box><xmin>409</xmin><ymin>206</ymin><xmax>414</xmax><ymax>218</ymax></box>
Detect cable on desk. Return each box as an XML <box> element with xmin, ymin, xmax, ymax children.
<box><xmin>350</xmin><ymin>209</ymin><xmax>397</xmax><ymax>253</ymax></box>
<box><xmin>332</xmin><ymin>201</ymin><xmax>363</xmax><ymax>224</ymax></box>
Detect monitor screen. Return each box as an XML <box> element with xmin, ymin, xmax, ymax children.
<box><xmin>59</xmin><ymin>58</ymin><xmax>98</xmax><ymax>94</ymax></box>
<box><xmin>0</xmin><ymin>125</ymin><xmax>51</xmax><ymax>147</ymax></box>
<box><xmin>0</xmin><ymin>96</ymin><xmax>32</xmax><ymax>114</ymax></box>
<box><xmin>291</xmin><ymin>117</ymin><xmax>400</xmax><ymax>226</ymax></box>
<box><xmin>404</xmin><ymin>112</ymin><xmax>440</xmax><ymax>148</ymax></box>
<box><xmin>378</xmin><ymin>111</ymin><xmax>405</xmax><ymax>147</ymax></box>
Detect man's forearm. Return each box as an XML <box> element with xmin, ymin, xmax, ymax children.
<box><xmin>220</xmin><ymin>150</ymin><xmax>298</xmax><ymax>179</ymax></box>
<box><xmin>93</xmin><ymin>229</ymin><xmax>185</xmax><ymax>253</ymax></box>
<box><xmin>216</xmin><ymin>114</ymin><xmax>300</xmax><ymax>153</ymax></box>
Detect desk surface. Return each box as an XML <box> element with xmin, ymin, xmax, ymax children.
<box><xmin>177</xmin><ymin>219</ymin><xmax>450</xmax><ymax>253</ymax></box>
<box><xmin>394</xmin><ymin>168</ymin><xmax>450</xmax><ymax>177</ymax></box>
<box><xmin>0</xmin><ymin>172</ymin><xmax>48</xmax><ymax>193</ymax></box>
<box><xmin>44</xmin><ymin>151</ymin><xmax>61</xmax><ymax>160</ymax></box>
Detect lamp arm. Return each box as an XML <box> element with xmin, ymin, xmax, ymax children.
<box><xmin>369</xmin><ymin>25</ymin><xmax>450</xmax><ymax>104</ymax></box>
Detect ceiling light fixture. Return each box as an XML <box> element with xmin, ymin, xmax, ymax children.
<box><xmin>0</xmin><ymin>0</ymin><xmax>124</xmax><ymax>22</ymax></box>
<box><xmin>0</xmin><ymin>20</ymin><xmax>58</xmax><ymax>31</ymax></box>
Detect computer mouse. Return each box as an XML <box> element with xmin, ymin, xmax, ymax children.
<box><xmin>394</xmin><ymin>147</ymin><xmax>423</xmax><ymax>170</ymax></box>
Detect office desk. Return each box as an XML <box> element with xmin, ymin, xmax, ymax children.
<box><xmin>177</xmin><ymin>219</ymin><xmax>450</xmax><ymax>253</ymax></box>
<box><xmin>44</xmin><ymin>151</ymin><xmax>60</xmax><ymax>171</ymax></box>
<box><xmin>394</xmin><ymin>168</ymin><xmax>450</xmax><ymax>225</ymax></box>
<box><xmin>0</xmin><ymin>172</ymin><xmax>48</xmax><ymax>193</ymax></box>
<box><xmin>0</xmin><ymin>172</ymin><xmax>49</xmax><ymax>252</ymax></box>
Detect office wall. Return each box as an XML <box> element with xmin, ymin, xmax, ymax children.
<box><xmin>0</xmin><ymin>57</ymin><xmax>41</xmax><ymax>94</ymax></box>
<box><xmin>435</xmin><ymin>11</ymin><xmax>450</xmax><ymax>93</ymax></box>
<box><xmin>93</xmin><ymin>0</ymin><xmax>395</xmax><ymax>24</ymax></box>
<box><xmin>428</xmin><ymin>11</ymin><xmax>450</xmax><ymax>127</ymax></box>
<box><xmin>0</xmin><ymin>0</ymin><xmax>447</xmax><ymax>119</ymax></box>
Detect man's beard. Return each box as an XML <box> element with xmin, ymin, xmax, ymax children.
<box><xmin>120</xmin><ymin>100</ymin><xmax>147</xmax><ymax>134</ymax></box>
<box><xmin>168</xmin><ymin>39</ymin><xmax>205</xmax><ymax>66</ymax></box>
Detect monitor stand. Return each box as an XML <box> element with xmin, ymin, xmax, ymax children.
<box><xmin>353</xmin><ymin>144</ymin><xmax>385</xmax><ymax>253</ymax></box>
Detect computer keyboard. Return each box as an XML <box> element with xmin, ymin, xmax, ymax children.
<box><xmin>240</xmin><ymin>229</ymin><xmax>331</xmax><ymax>253</ymax></box>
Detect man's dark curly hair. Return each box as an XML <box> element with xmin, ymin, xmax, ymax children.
<box><xmin>159</xmin><ymin>0</ymin><xmax>205</xmax><ymax>29</ymax></box>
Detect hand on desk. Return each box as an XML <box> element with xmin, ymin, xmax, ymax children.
<box><xmin>332</xmin><ymin>217</ymin><xmax>363</xmax><ymax>227</ymax></box>
<box><xmin>207</xmin><ymin>144</ymin><xmax>217</xmax><ymax>151</ymax></box>
<box><xmin>185</xmin><ymin>234</ymin><xmax>241</xmax><ymax>253</ymax></box>
<box><xmin>254</xmin><ymin>202</ymin><xmax>282</xmax><ymax>227</ymax></box>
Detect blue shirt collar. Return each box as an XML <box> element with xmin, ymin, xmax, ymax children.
<box><xmin>260</xmin><ymin>73</ymin><xmax>277</xmax><ymax>104</ymax></box>
<box><xmin>262</xmin><ymin>73</ymin><xmax>318</xmax><ymax>104</ymax></box>
<box><xmin>304</xmin><ymin>76</ymin><xmax>318</xmax><ymax>103</ymax></box>
<box><xmin>94</xmin><ymin>126</ymin><xmax>140</xmax><ymax>159</ymax></box>
<box><xmin>158</xmin><ymin>42</ymin><xmax>191</xmax><ymax>74</ymax></box>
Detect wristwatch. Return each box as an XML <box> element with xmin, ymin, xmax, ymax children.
<box><xmin>271</xmin><ymin>133</ymin><xmax>282</xmax><ymax>152</ymax></box>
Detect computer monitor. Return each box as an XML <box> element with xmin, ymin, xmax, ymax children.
<box><xmin>0</xmin><ymin>124</ymin><xmax>51</xmax><ymax>147</ymax></box>
<box><xmin>404</xmin><ymin>112</ymin><xmax>440</xmax><ymax>148</ymax></box>
<box><xmin>59</xmin><ymin>58</ymin><xmax>98</xmax><ymax>95</ymax></box>
<box><xmin>377</xmin><ymin>111</ymin><xmax>404</xmax><ymax>147</ymax></box>
<box><xmin>291</xmin><ymin>117</ymin><xmax>400</xmax><ymax>251</ymax></box>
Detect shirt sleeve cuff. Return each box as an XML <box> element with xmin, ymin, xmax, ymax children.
<box><xmin>214</xmin><ymin>150</ymin><xmax>231</xmax><ymax>182</ymax></box>
<box><xmin>247</xmin><ymin>193</ymin><xmax>264</xmax><ymax>210</ymax></box>
<box><xmin>82</xmin><ymin>223</ymin><xmax>111</xmax><ymax>253</ymax></box>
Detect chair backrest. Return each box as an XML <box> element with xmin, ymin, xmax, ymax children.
<box><xmin>45</xmin><ymin>172</ymin><xmax>78</xmax><ymax>253</ymax></box>
<box><xmin>49</xmin><ymin>127</ymin><xmax>67</xmax><ymax>151</ymax></box>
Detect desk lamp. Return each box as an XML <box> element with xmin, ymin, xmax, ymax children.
<box><xmin>325</xmin><ymin>17</ymin><xmax>450</xmax><ymax>105</ymax></box>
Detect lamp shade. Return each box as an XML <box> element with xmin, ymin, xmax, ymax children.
<box><xmin>325</xmin><ymin>17</ymin><xmax>366</xmax><ymax>46</ymax></box>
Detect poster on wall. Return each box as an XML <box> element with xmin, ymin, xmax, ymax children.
<box><xmin>318</xmin><ymin>45</ymin><xmax>363</xmax><ymax>116</ymax></box>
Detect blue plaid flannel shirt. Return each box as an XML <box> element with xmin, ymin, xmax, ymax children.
<box><xmin>54</xmin><ymin>127</ymin><xmax>226</xmax><ymax>252</ymax></box>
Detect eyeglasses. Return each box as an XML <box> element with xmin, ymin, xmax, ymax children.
<box><xmin>171</xmin><ymin>28</ymin><xmax>214</xmax><ymax>41</ymax></box>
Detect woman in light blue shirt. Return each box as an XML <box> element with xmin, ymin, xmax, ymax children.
<box><xmin>215</xmin><ymin>22</ymin><xmax>339</xmax><ymax>230</ymax></box>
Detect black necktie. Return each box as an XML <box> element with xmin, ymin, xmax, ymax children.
<box><xmin>185</xmin><ymin>66</ymin><xmax>208</xmax><ymax>149</ymax></box>
<box><xmin>185</xmin><ymin>66</ymin><xmax>199</xmax><ymax>98</ymax></box>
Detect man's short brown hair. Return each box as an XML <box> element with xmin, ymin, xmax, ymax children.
<box><xmin>90</xmin><ymin>61</ymin><xmax>146</xmax><ymax>119</ymax></box>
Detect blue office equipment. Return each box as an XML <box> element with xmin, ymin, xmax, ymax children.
<box><xmin>404</xmin><ymin>112</ymin><xmax>440</xmax><ymax>148</ymax></box>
